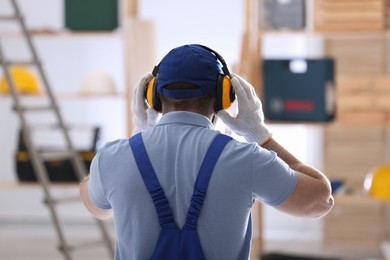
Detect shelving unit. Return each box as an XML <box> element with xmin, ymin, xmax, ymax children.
<box><xmin>0</xmin><ymin>0</ymin><xmax>155</xmax><ymax>135</ymax></box>
<box><xmin>324</xmin><ymin>194</ymin><xmax>390</xmax><ymax>257</ymax></box>
<box><xmin>241</xmin><ymin>0</ymin><xmax>390</xmax><ymax>257</ymax></box>
<box><xmin>0</xmin><ymin>0</ymin><xmax>154</xmax><ymax>218</ymax></box>
<box><xmin>0</xmin><ymin>30</ymin><xmax>122</xmax><ymax>39</ymax></box>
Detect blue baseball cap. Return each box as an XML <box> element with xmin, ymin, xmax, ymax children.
<box><xmin>156</xmin><ymin>44</ymin><xmax>222</xmax><ymax>99</ymax></box>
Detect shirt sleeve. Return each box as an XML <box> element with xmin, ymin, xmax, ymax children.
<box><xmin>251</xmin><ymin>146</ymin><xmax>298</xmax><ymax>206</ymax></box>
<box><xmin>88</xmin><ymin>149</ymin><xmax>112</xmax><ymax>209</ymax></box>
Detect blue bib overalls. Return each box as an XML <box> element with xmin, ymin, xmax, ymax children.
<box><xmin>129</xmin><ymin>133</ymin><xmax>231</xmax><ymax>260</ymax></box>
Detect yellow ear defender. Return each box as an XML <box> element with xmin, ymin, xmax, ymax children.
<box><xmin>144</xmin><ymin>44</ymin><xmax>235</xmax><ymax>112</ymax></box>
<box><xmin>145</xmin><ymin>76</ymin><xmax>156</xmax><ymax>110</ymax></box>
<box><xmin>218</xmin><ymin>74</ymin><xmax>234</xmax><ymax>111</ymax></box>
<box><xmin>144</xmin><ymin>66</ymin><xmax>162</xmax><ymax>111</ymax></box>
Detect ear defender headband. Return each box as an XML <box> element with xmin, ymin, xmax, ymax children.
<box><xmin>144</xmin><ymin>44</ymin><xmax>236</xmax><ymax>112</ymax></box>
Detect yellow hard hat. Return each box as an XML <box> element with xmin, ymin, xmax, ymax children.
<box><xmin>364</xmin><ymin>165</ymin><xmax>390</xmax><ymax>200</ymax></box>
<box><xmin>0</xmin><ymin>66</ymin><xmax>40</xmax><ymax>95</ymax></box>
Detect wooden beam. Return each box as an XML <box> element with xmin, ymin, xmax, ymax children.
<box><xmin>123</xmin><ymin>18</ymin><xmax>156</xmax><ymax>135</ymax></box>
<box><xmin>123</xmin><ymin>0</ymin><xmax>138</xmax><ymax>18</ymax></box>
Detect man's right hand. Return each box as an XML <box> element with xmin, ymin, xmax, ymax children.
<box><xmin>131</xmin><ymin>73</ymin><xmax>159</xmax><ymax>135</ymax></box>
<box><xmin>217</xmin><ymin>73</ymin><xmax>271</xmax><ymax>145</ymax></box>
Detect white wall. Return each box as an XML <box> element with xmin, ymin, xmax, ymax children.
<box><xmin>138</xmin><ymin>0</ymin><xmax>244</xmax><ymax>67</ymax></box>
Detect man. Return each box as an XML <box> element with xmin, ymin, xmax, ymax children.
<box><xmin>80</xmin><ymin>44</ymin><xmax>334</xmax><ymax>260</ymax></box>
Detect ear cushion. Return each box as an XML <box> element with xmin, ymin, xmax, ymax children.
<box><xmin>151</xmin><ymin>77</ymin><xmax>162</xmax><ymax>112</ymax></box>
<box><xmin>145</xmin><ymin>77</ymin><xmax>155</xmax><ymax>109</ymax></box>
<box><xmin>215</xmin><ymin>75</ymin><xmax>234</xmax><ymax>111</ymax></box>
<box><xmin>145</xmin><ymin>76</ymin><xmax>162</xmax><ymax>112</ymax></box>
<box><xmin>221</xmin><ymin>76</ymin><xmax>234</xmax><ymax>110</ymax></box>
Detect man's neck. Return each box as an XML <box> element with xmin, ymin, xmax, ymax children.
<box><xmin>162</xmin><ymin>108</ymin><xmax>214</xmax><ymax>121</ymax></box>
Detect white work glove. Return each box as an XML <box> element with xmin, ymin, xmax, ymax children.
<box><xmin>217</xmin><ymin>73</ymin><xmax>272</xmax><ymax>145</ymax></box>
<box><xmin>131</xmin><ymin>73</ymin><xmax>159</xmax><ymax>135</ymax></box>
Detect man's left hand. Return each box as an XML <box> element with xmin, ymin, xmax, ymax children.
<box><xmin>131</xmin><ymin>73</ymin><xmax>159</xmax><ymax>135</ymax></box>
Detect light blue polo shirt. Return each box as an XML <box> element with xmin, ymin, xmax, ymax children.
<box><xmin>88</xmin><ymin>111</ymin><xmax>297</xmax><ymax>260</ymax></box>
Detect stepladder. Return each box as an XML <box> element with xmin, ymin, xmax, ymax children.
<box><xmin>0</xmin><ymin>0</ymin><xmax>115</xmax><ymax>259</ymax></box>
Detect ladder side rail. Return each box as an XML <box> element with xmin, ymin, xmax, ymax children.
<box><xmin>0</xmin><ymin>42</ymin><xmax>73</xmax><ymax>260</ymax></box>
<box><xmin>9</xmin><ymin>0</ymin><xmax>88</xmax><ymax>181</ymax></box>
<box><xmin>95</xmin><ymin>219</ymin><xmax>115</xmax><ymax>257</ymax></box>
<box><xmin>5</xmin><ymin>1</ymin><xmax>115</xmax><ymax>257</ymax></box>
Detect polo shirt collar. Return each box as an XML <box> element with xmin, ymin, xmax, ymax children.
<box><xmin>157</xmin><ymin>111</ymin><xmax>214</xmax><ymax>129</ymax></box>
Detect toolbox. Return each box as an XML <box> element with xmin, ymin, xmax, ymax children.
<box><xmin>15</xmin><ymin>127</ymin><xmax>100</xmax><ymax>182</ymax></box>
<box><xmin>65</xmin><ymin>0</ymin><xmax>118</xmax><ymax>31</ymax></box>
<box><xmin>263</xmin><ymin>58</ymin><xmax>335</xmax><ymax>122</ymax></box>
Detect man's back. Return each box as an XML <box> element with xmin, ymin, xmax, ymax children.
<box><xmin>88</xmin><ymin>111</ymin><xmax>296</xmax><ymax>260</ymax></box>
<box><xmin>82</xmin><ymin>44</ymin><xmax>333</xmax><ymax>260</ymax></box>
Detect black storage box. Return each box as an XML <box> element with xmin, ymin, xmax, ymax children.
<box><xmin>263</xmin><ymin>59</ymin><xmax>335</xmax><ymax>122</ymax></box>
<box><xmin>16</xmin><ymin>128</ymin><xmax>100</xmax><ymax>182</ymax></box>
<box><xmin>65</xmin><ymin>0</ymin><xmax>118</xmax><ymax>31</ymax></box>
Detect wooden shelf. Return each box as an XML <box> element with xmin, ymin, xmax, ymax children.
<box><xmin>0</xmin><ymin>180</ymin><xmax>79</xmax><ymax>189</ymax></box>
<box><xmin>0</xmin><ymin>92</ymin><xmax>126</xmax><ymax>100</ymax></box>
<box><xmin>260</xmin><ymin>29</ymin><xmax>309</xmax><ymax>34</ymax></box>
<box><xmin>0</xmin><ymin>29</ymin><xmax>122</xmax><ymax>39</ymax></box>
<box><xmin>54</xmin><ymin>92</ymin><xmax>127</xmax><ymax>99</ymax></box>
<box><xmin>261</xmin><ymin>29</ymin><xmax>390</xmax><ymax>37</ymax></box>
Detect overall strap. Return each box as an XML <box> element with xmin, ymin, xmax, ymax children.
<box><xmin>129</xmin><ymin>133</ymin><xmax>176</xmax><ymax>229</ymax></box>
<box><xmin>184</xmin><ymin>134</ymin><xmax>232</xmax><ymax>230</ymax></box>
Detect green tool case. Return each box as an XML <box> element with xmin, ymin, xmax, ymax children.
<box><xmin>65</xmin><ymin>0</ymin><xmax>118</xmax><ymax>31</ymax></box>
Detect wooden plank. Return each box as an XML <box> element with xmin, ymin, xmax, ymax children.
<box><xmin>315</xmin><ymin>12</ymin><xmax>383</xmax><ymax>23</ymax></box>
<box><xmin>315</xmin><ymin>22</ymin><xmax>384</xmax><ymax>32</ymax></box>
<box><xmin>323</xmin><ymin>194</ymin><xmax>386</xmax><ymax>252</ymax></box>
<box><xmin>316</xmin><ymin>0</ymin><xmax>382</xmax><ymax>3</ymax></box>
<box><xmin>313</xmin><ymin>0</ymin><xmax>386</xmax><ymax>32</ymax></box>
<box><xmin>315</xmin><ymin>1</ymin><xmax>383</xmax><ymax>11</ymax></box>
<box><xmin>124</xmin><ymin>18</ymin><xmax>156</xmax><ymax>135</ymax></box>
<box><xmin>376</xmin><ymin>95</ymin><xmax>390</xmax><ymax>111</ymax></box>
<box><xmin>337</xmin><ymin>76</ymin><xmax>374</xmax><ymax>94</ymax></box>
<box><xmin>325</xmin><ymin>38</ymin><xmax>386</xmax><ymax>74</ymax></box>
<box><xmin>386</xmin><ymin>0</ymin><xmax>390</xmax><ymax>28</ymax></box>
<box><xmin>374</xmin><ymin>75</ymin><xmax>390</xmax><ymax>91</ymax></box>
<box><xmin>324</xmin><ymin>125</ymin><xmax>386</xmax><ymax>188</ymax></box>
<box><xmin>337</xmin><ymin>94</ymin><xmax>377</xmax><ymax>111</ymax></box>
<box><xmin>324</xmin><ymin>124</ymin><xmax>384</xmax><ymax>140</ymax></box>
<box><xmin>337</xmin><ymin>111</ymin><xmax>387</xmax><ymax>126</ymax></box>
<box><xmin>123</xmin><ymin>0</ymin><xmax>138</xmax><ymax>18</ymax></box>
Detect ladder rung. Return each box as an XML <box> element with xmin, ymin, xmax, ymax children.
<box><xmin>19</xmin><ymin>105</ymin><xmax>54</xmax><ymax>112</ymax></box>
<box><xmin>40</xmin><ymin>151</ymin><xmax>74</xmax><ymax>160</ymax></box>
<box><xmin>44</xmin><ymin>196</ymin><xmax>80</xmax><ymax>205</ymax></box>
<box><xmin>31</xmin><ymin>123</ymin><xmax>95</xmax><ymax>130</ymax></box>
<box><xmin>61</xmin><ymin>240</ymin><xmax>106</xmax><ymax>252</ymax></box>
<box><xmin>2</xmin><ymin>60</ymin><xmax>40</xmax><ymax>66</ymax></box>
<box><xmin>75</xmin><ymin>240</ymin><xmax>107</xmax><ymax>250</ymax></box>
<box><xmin>29</xmin><ymin>123</ymin><xmax>63</xmax><ymax>130</ymax></box>
<box><xmin>0</xmin><ymin>15</ymin><xmax>22</xmax><ymax>21</ymax></box>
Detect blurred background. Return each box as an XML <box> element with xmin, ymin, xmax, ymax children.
<box><xmin>0</xmin><ymin>0</ymin><xmax>390</xmax><ymax>259</ymax></box>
